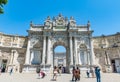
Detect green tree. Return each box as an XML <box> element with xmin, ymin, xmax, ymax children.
<box><xmin>0</xmin><ymin>0</ymin><xmax>8</xmax><ymax>14</ymax></box>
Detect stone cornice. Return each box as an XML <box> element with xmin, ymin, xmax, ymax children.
<box><xmin>0</xmin><ymin>32</ymin><xmax>27</xmax><ymax>38</ymax></box>
<box><xmin>93</xmin><ymin>32</ymin><xmax>120</xmax><ymax>38</ymax></box>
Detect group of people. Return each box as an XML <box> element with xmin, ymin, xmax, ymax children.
<box><xmin>72</xmin><ymin>66</ymin><xmax>101</xmax><ymax>82</ymax></box>
<box><xmin>72</xmin><ymin>67</ymin><xmax>81</xmax><ymax>81</ymax></box>
<box><xmin>86</xmin><ymin>66</ymin><xmax>101</xmax><ymax>82</ymax></box>
<box><xmin>53</xmin><ymin>66</ymin><xmax>63</xmax><ymax>81</ymax></box>
<box><xmin>38</xmin><ymin>65</ymin><xmax>64</xmax><ymax>80</ymax></box>
<box><xmin>0</xmin><ymin>67</ymin><xmax>13</xmax><ymax>75</ymax></box>
<box><xmin>37</xmin><ymin>66</ymin><xmax>101</xmax><ymax>82</ymax></box>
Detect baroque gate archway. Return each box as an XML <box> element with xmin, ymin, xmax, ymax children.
<box><xmin>23</xmin><ymin>14</ymin><xmax>96</xmax><ymax>73</ymax></box>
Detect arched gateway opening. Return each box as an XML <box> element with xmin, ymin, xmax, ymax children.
<box><xmin>54</xmin><ymin>45</ymin><xmax>66</xmax><ymax>67</ymax></box>
<box><xmin>53</xmin><ymin>42</ymin><xmax>69</xmax><ymax>73</ymax></box>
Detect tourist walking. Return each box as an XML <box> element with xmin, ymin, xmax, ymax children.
<box><xmin>58</xmin><ymin>66</ymin><xmax>62</xmax><ymax>76</ymax></box>
<box><xmin>76</xmin><ymin>67</ymin><xmax>80</xmax><ymax>81</ymax></box>
<box><xmin>95</xmin><ymin>66</ymin><xmax>101</xmax><ymax>82</ymax></box>
<box><xmin>53</xmin><ymin>66</ymin><xmax>58</xmax><ymax>81</ymax></box>
<box><xmin>39</xmin><ymin>70</ymin><xmax>45</xmax><ymax>78</ymax></box>
<box><xmin>86</xmin><ymin>69</ymin><xmax>90</xmax><ymax>78</ymax></box>
<box><xmin>72</xmin><ymin>66</ymin><xmax>76</xmax><ymax>81</ymax></box>
<box><xmin>10</xmin><ymin>67</ymin><xmax>13</xmax><ymax>75</ymax></box>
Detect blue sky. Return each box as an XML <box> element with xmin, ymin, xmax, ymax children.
<box><xmin>0</xmin><ymin>0</ymin><xmax>120</xmax><ymax>36</ymax></box>
<box><xmin>0</xmin><ymin>0</ymin><xmax>120</xmax><ymax>52</ymax></box>
<box><xmin>55</xmin><ymin>46</ymin><xmax>66</xmax><ymax>52</ymax></box>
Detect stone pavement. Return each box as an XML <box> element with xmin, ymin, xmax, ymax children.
<box><xmin>0</xmin><ymin>72</ymin><xmax>120</xmax><ymax>82</ymax></box>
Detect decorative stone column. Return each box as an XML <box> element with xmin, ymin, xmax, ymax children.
<box><xmin>47</xmin><ymin>37</ymin><xmax>51</xmax><ymax>64</ymax></box>
<box><xmin>9</xmin><ymin>51</ymin><xmax>12</xmax><ymax>65</ymax></box>
<box><xmin>106</xmin><ymin>51</ymin><xmax>111</xmax><ymax>65</ymax></box>
<box><xmin>10</xmin><ymin>50</ymin><xmax>15</xmax><ymax>65</ymax></box>
<box><xmin>87</xmin><ymin>51</ymin><xmax>90</xmax><ymax>65</ymax></box>
<box><xmin>66</xmin><ymin>48</ymin><xmax>69</xmax><ymax>66</ymax></box>
<box><xmin>69</xmin><ymin>36</ymin><xmax>73</xmax><ymax>65</ymax></box>
<box><xmin>105</xmin><ymin>50</ymin><xmax>112</xmax><ymax>72</ymax></box>
<box><xmin>42</xmin><ymin>36</ymin><xmax>46</xmax><ymax>64</ymax></box>
<box><xmin>89</xmin><ymin>37</ymin><xmax>95</xmax><ymax>65</ymax></box>
<box><xmin>9</xmin><ymin>50</ymin><xmax>16</xmax><ymax>72</ymax></box>
<box><xmin>30</xmin><ymin>50</ymin><xmax>34</xmax><ymax>65</ymax></box>
<box><xmin>49</xmin><ymin>47</ymin><xmax>53</xmax><ymax>74</ymax></box>
<box><xmin>84</xmin><ymin>51</ymin><xmax>87</xmax><ymax>65</ymax></box>
<box><xmin>104</xmin><ymin>55</ymin><xmax>107</xmax><ymax>65</ymax></box>
<box><xmin>25</xmin><ymin>38</ymin><xmax>31</xmax><ymax>65</ymax></box>
<box><xmin>78</xmin><ymin>51</ymin><xmax>82</xmax><ymax>65</ymax></box>
<box><xmin>13</xmin><ymin>50</ymin><xmax>19</xmax><ymax>65</ymax></box>
<box><xmin>74</xmin><ymin>37</ymin><xmax>78</xmax><ymax>65</ymax></box>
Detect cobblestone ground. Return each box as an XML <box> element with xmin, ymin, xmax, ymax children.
<box><xmin>0</xmin><ymin>73</ymin><xmax>120</xmax><ymax>82</ymax></box>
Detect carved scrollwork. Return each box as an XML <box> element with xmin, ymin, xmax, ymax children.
<box><xmin>69</xmin><ymin>16</ymin><xmax>76</xmax><ymax>27</ymax></box>
<box><xmin>55</xmin><ymin>14</ymin><xmax>66</xmax><ymax>26</ymax></box>
<box><xmin>30</xmin><ymin>36</ymin><xmax>43</xmax><ymax>47</ymax></box>
<box><xmin>44</xmin><ymin>16</ymin><xmax>52</xmax><ymax>28</ymax></box>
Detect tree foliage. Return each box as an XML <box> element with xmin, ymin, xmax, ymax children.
<box><xmin>0</xmin><ymin>0</ymin><xmax>8</xmax><ymax>14</ymax></box>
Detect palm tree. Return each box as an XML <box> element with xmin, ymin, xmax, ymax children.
<box><xmin>0</xmin><ymin>0</ymin><xmax>8</xmax><ymax>14</ymax></box>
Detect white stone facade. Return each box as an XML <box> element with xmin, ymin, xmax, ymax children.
<box><xmin>0</xmin><ymin>33</ymin><xmax>27</xmax><ymax>73</ymax></box>
<box><xmin>23</xmin><ymin>14</ymin><xmax>95</xmax><ymax>71</ymax></box>
<box><xmin>23</xmin><ymin>14</ymin><xmax>95</xmax><ymax>73</ymax></box>
<box><xmin>93</xmin><ymin>34</ymin><xmax>120</xmax><ymax>73</ymax></box>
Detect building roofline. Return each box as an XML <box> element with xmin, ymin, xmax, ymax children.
<box><xmin>93</xmin><ymin>32</ymin><xmax>120</xmax><ymax>38</ymax></box>
<box><xmin>0</xmin><ymin>32</ymin><xmax>27</xmax><ymax>37</ymax></box>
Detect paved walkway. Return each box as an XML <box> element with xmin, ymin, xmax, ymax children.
<box><xmin>0</xmin><ymin>73</ymin><xmax>120</xmax><ymax>82</ymax></box>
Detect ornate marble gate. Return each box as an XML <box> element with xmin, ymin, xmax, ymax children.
<box><xmin>23</xmin><ymin>14</ymin><xmax>96</xmax><ymax>73</ymax></box>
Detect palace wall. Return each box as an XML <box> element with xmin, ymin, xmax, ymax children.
<box><xmin>93</xmin><ymin>33</ymin><xmax>120</xmax><ymax>72</ymax></box>
<box><xmin>0</xmin><ymin>32</ymin><xmax>120</xmax><ymax>73</ymax></box>
<box><xmin>0</xmin><ymin>32</ymin><xmax>27</xmax><ymax>73</ymax></box>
